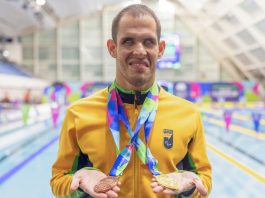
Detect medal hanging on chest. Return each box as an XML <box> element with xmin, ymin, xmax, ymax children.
<box><xmin>94</xmin><ymin>82</ymin><xmax>179</xmax><ymax>193</ymax></box>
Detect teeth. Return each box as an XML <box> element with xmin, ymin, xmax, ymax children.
<box><xmin>131</xmin><ymin>63</ymin><xmax>146</xmax><ymax>67</ymax></box>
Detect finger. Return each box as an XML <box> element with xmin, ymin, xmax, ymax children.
<box><xmin>70</xmin><ymin>176</ymin><xmax>80</xmax><ymax>192</ymax></box>
<box><xmin>152</xmin><ymin>185</ymin><xmax>164</xmax><ymax>193</ymax></box>
<box><xmin>112</xmin><ymin>185</ymin><xmax>120</xmax><ymax>193</ymax></box>
<box><xmin>91</xmin><ymin>192</ymin><xmax>108</xmax><ymax>198</ymax></box>
<box><xmin>106</xmin><ymin>190</ymin><xmax>118</xmax><ymax>198</ymax></box>
<box><xmin>150</xmin><ymin>182</ymin><xmax>159</xmax><ymax>188</ymax></box>
<box><xmin>193</xmin><ymin>178</ymin><xmax>208</xmax><ymax>196</ymax></box>
<box><xmin>162</xmin><ymin>188</ymin><xmax>176</xmax><ymax>195</ymax></box>
<box><xmin>152</xmin><ymin>177</ymin><xmax>157</xmax><ymax>182</ymax></box>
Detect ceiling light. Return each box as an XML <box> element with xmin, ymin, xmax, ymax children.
<box><xmin>35</xmin><ymin>0</ymin><xmax>46</xmax><ymax>6</ymax></box>
<box><xmin>3</xmin><ymin>50</ymin><xmax>10</xmax><ymax>57</ymax></box>
<box><xmin>159</xmin><ymin>0</ymin><xmax>175</xmax><ymax>14</ymax></box>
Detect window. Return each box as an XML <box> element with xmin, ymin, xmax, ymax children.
<box><xmin>255</xmin><ymin>18</ymin><xmax>265</xmax><ymax>36</ymax></box>
<box><xmin>236</xmin><ymin>30</ymin><xmax>256</xmax><ymax>45</ymax></box>
<box><xmin>235</xmin><ymin>53</ymin><xmax>253</xmax><ymax>66</ymax></box>
<box><xmin>239</xmin><ymin>0</ymin><xmax>261</xmax><ymax>15</ymax></box>
<box><xmin>250</xmin><ymin>47</ymin><xmax>265</xmax><ymax>62</ymax></box>
<box><xmin>224</xmin><ymin>38</ymin><xmax>239</xmax><ymax>50</ymax></box>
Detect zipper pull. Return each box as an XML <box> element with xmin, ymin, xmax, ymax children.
<box><xmin>134</xmin><ymin>93</ymin><xmax>137</xmax><ymax>109</ymax></box>
<box><xmin>134</xmin><ymin>91</ymin><xmax>141</xmax><ymax>114</ymax></box>
<box><xmin>134</xmin><ymin>93</ymin><xmax>138</xmax><ymax>115</ymax></box>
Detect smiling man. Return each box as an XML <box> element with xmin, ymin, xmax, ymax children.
<box><xmin>107</xmin><ymin>11</ymin><xmax>164</xmax><ymax>91</ymax></box>
<box><xmin>50</xmin><ymin>4</ymin><xmax>212</xmax><ymax>198</ymax></box>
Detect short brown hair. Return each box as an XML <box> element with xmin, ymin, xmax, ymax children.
<box><xmin>111</xmin><ymin>4</ymin><xmax>161</xmax><ymax>43</ymax></box>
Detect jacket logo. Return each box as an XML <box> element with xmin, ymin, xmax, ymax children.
<box><xmin>163</xmin><ymin>129</ymin><xmax>173</xmax><ymax>149</ymax></box>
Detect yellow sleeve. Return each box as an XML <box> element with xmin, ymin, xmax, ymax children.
<box><xmin>50</xmin><ymin>107</ymin><xmax>79</xmax><ymax>197</ymax></box>
<box><xmin>189</xmin><ymin>109</ymin><xmax>212</xmax><ymax>197</ymax></box>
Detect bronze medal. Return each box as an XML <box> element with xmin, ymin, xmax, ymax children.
<box><xmin>94</xmin><ymin>182</ymin><xmax>112</xmax><ymax>193</ymax></box>
<box><xmin>94</xmin><ymin>176</ymin><xmax>119</xmax><ymax>193</ymax></box>
<box><xmin>155</xmin><ymin>174</ymin><xmax>179</xmax><ymax>191</ymax></box>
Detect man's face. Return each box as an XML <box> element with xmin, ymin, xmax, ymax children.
<box><xmin>107</xmin><ymin>14</ymin><xmax>165</xmax><ymax>90</ymax></box>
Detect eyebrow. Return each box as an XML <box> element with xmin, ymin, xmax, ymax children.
<box><xmin>120</xmin><ymin>36</ymin><xmax>157</xmax><ymax>42</ymax></box>
<box><xmin>121</xmin><ymin>37</ymin><xmax>134</xmax><ymax>41</ymax></box>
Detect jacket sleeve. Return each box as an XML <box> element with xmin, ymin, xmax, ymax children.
<box><xmin>188</xmin><ymin>109</ymin><xmax>212</xmax><ymax>197</ymax></box>
<box><xmin>50</xmin><ymin>107</ymin><xmax>80</xmax><ymax>197</ymax></box>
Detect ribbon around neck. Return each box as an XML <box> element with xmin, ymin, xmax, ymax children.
<box><xmin>107</xmin><ymin>81</ymin><xmax>161</xmax><ymax>176</ymax></box>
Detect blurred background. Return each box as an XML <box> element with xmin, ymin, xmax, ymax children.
<box><xmin>0</xmin><ymin>0</ymin><xmax>265</xmax><ymax>197</ymax></box>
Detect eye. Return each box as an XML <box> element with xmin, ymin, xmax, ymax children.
<box><xmin>144</xmin><ymin>39</ymin><xmax>156</xmax><ymax>47</ymax></box>
<box><xmin>122</xmin><ymin>38</ymin><xmax>134</xmax><ymax>46</ymax></box>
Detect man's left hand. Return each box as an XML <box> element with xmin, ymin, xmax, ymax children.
<box><xmin>151</xmin><ymin>171</ymin><xmax>208</xmax><ymax>196</ymax></box>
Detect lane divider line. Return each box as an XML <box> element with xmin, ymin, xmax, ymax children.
<box><xmin>200</xmin><ymin>108</ymin><xmax>265</xmax><ymax>125</ymax></box>
<box><xmin>205</xmin><ymin>117</ymin><xmax>265</xmax><ymax>140</ymax></box>
<box><xmin>207</xmin><ymin>143</ymin><xmax>265</xmax><ymax>184</ymax></box>
<box><xmin>0</xmin><ymin>135</ymin><xmax>59</xmax><ymax>185</ymax></box>
<box><xmin>205</xmin><ymin>129</ymin><xmax>265</xmax><ymax>165</ymax></box>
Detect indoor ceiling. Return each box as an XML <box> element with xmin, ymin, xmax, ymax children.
<box><xmin>0</xmin><ymin>0</ymin><xmax>265</xmax><ymax>82</ymax></box>
<box><xmin>173</xmin><ymin>0</ymin><xmax>265</xmax><ymax>82</ymax></box>
<box><xmin>0</xmin><ymin>0</ymin><xmax>124</xmax><ymax>36</ymax></box>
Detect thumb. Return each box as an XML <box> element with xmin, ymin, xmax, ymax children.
<box><xmin>70</xmin><ymin>176</ymin><xmax>81</xmax><ymax>192</ymax></box>
<box><xmin>193</xmin><ymin>178</ymin><xmax>208</xmax><ymax>196</ymax></box>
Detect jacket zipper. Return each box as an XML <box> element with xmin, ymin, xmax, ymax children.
<box><xmin>133</xmin><ymin>93</ymin><xmax>139</xmax><ymax>198</ymax></box>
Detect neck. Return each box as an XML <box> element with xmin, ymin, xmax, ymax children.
<box><xmin>115</xmin><ymin>80</ymin><xmax>154</xmax><ymax>93</ymax></box>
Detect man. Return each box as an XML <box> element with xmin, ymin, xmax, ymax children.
<box><xmin>50</xmin><ymin>4</ymin><xmax>212</xmax><ymax>198</ymax></box>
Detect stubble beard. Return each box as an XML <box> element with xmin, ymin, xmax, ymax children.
<box><xmin>117</xmin><ymin>62</ymin><xmax>155</xmax><ymax>90</ymax></box>
<box><xmin>127</xmin><ymin>72</ymin><xmax>154</xmax><ymax>89</ymax></box>
<box><xmin>129</xmin><ymin>77</ymin><xmax>147</xmax><ymax>87</ymax></box>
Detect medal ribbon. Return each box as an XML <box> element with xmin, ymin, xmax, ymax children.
<box><xmin>107</xmin><ymin>81</ymin><xmax>161</xmax><ymax>176</ymax></box>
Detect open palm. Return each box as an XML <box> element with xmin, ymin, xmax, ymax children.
<box><xmin>151</xmin><ymin>171</ymin><xmax>207</xmax><ymax>196</ymax></box>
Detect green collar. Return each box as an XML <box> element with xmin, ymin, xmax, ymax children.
<box><xmin>114</xmin><ymin>81</ymin><xmax>153</xmax><ymax>94</ymax></box>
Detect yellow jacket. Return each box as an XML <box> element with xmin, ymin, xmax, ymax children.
<box><xmin>50</xmin><ymin>87</ymin><xmax>212</xmax><ymax>198</ymax></box>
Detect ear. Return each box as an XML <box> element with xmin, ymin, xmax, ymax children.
<box><xmin>107</xmin><ymin>39</ymin><xmax>117</xmax><ymax>58</ymax></box>
<box><xmin>158</xmin><ymin>40</ymin><xmax>166</xmax><ymax>58</ymax></box>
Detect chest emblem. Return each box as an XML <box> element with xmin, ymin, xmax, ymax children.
<box><xmin>163</xmin><ymin>129</ymin><xmax>173</xmax><ymax>149</ymax></box>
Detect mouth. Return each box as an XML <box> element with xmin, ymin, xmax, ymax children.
<box><xmin>129</xmin><ymin>60</ymin><xmax>149</xmax><ymax>69</ymax></box>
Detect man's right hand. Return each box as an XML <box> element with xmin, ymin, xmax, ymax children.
<box><xmin>70</xmin><ymin>169</ymin><xmax>120</xmax><ymax>198</ymax></box>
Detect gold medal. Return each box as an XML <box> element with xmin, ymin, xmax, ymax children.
<box><xmin>155</xmin><ymin>174</ymin><xmax>179</xmax><ymax>191</ymax></box>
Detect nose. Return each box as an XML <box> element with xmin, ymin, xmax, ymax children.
<box><xmin>132</xmin><ymin>42</ymin><xmax>147</xmax><ymax>57</ymax></box>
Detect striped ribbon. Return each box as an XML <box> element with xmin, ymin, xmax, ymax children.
<box><xmin>107</xmin><ymin>81</ymin><xmax>161</xmax><ymax>176</ymax></box>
